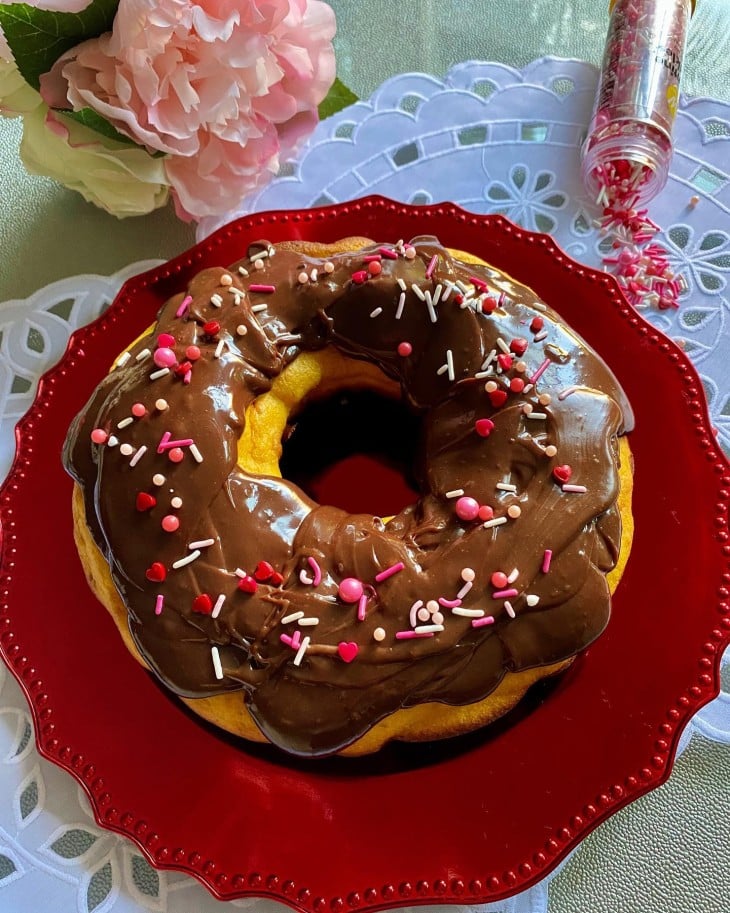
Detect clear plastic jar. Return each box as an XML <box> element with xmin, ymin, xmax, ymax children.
<box><xmin>582</xmin><ymin>0</ymin><xmax>694</xmax><ymax>208</ymax></box>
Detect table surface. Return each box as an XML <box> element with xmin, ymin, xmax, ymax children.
<box><xmin>1</xmin><ymin>2</ymin><xmax>730</xmax><ymax>912</ymax></box>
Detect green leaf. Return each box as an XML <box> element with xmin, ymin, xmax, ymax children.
<box><xmin>318</xmin><ymin>77</ymin><xmax>357</xmax><ymax>120</ymax></box>
<box><xmin>58</xmin><ymin>108</ymin><xmax>138</xmax><ymax>146</ymax></box>
<box><xmin>0</xmin><ymin>0</ymin><xmax>118</xmax><ymax>90</ymax></box>
<box><xmin>50</xmin><ymin>827</ymin><xmax>97</xmax><ymax>859</ymax></box>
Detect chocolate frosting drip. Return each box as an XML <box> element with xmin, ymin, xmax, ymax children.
<box><xmin>64</xmin><ymin>237</ymin><xmax>633</xmax><ymax>757</ymax></box>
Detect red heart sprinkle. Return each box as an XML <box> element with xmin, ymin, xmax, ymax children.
<box><xmin>475</xmin><ymin>418</ymin><xmax>495</xmax><ymax>437</ymax></box>
<box><xmin>530</xmin><ymin>316</ymin><xmax>544</xmax><ymax>333</ymax></box>
<box><xmin>136</xmin><ymin>492</ymin><xmax>156</xmax><ymax>512</ymax></box>
<box><xmin>489</xmin><ymin>388</ymin><xmax>508</xmax><ymax>408</ymax></box>
<box><xmin>337</xmin><ymin>641</ymin><xmax>359</xmax><ymax>663</ymax></box>
<box><xmin>203</xmin><ymin>321</ymin><xmax>220</xmax><ymax>337</ymax></box>
<box><xmin>145</xmin><ymin>562</ymin><xmax>166</xmax><ymax>582</ymax></box>
<box><xmin>157</xmin><ymin>333</ymin><xmax>175</xmax><ymax>348</ymax></box>
<box><xmin>497</xmin><ymin>353</ymin><xmax>513</xmax><ymax>371</ymax></box>
<box><xmin>254</xmin><ymin>560</ymin><xmax>274</xmax><ymax>582</ymax></box>
<box><xmin>174</xmin><ymin>360</ymin><xmax>193</xmax><ymax>377</ymax></box>
<box><xmin>553</xmin><ymin>465</ymin><xmax>572</xmax><ymax>484</ymax></box>
<box><xmin>351</xmin><ymin>270</ymin><xmax>368</xmax><ymax>285</ymax></box>
<box><xmin>237</xmin><ymin>575</ymin><xmax>258</xmax><ymax>594</ymax></box>
<box><xmin>510</xmin><ymin>337</ymin><xmax>528</xmax><ymax>356</ymax></box>
<box><xmin>192</xmin><ymin>593</ymin><xmax>213</xmax><ymax>614</ymax></box>
<box><xmin>269</xmin><ymin>571</ymin><xmax>284</xmax><ymax>587</ymax></box>
<box><xmin>481</xmin><ymin>297</ymin><xmax>497</xmax><ymax>314</ymax></box>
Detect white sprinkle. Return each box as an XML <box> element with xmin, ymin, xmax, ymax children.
<box><xmin>504</xmin><ymin>601</ymin><xmax>516</xmax><ymax>618</ymax></box>
<box><xmin>533</xmin><ymin>302</ymin><xmax>548</xmax><ymax>312</ymax></box>
<box><xmin>251</xmin><ymin>249</ymin><xmax>269</xmax><ymax>262</ymax></box>
<box><xmin>534</xmin><ymin>330</ymin><xmax>548</xmax><ymax>342</ymax></box>
<box><xmin>129</xmin><ymin>445</ymin><xmax>147</xmax><ymax>467</ymax></box>
<box><xmin>293</xmin><ymin>635</ymin><xmax>310</xmax><ymax>667</ymax></box>
<box><xmin>211</xmin><ymin>646</ymin><xmax>224</xmax><ymax>680</ymax></box>
<box><xmin>152</xmin><ymin>473</ymin><xmax>165</xmax><ymax>486</ymax></box>
<box><xmin>483</xmin><ymin>516</ymin><xmax>508</xmax><ymax>529</ymax></box>
<box><xmin>409</xmin><ymin>599</ymin><xmax>424</xmax><ymax>628</ymax></box>
<box><xmin>522</xmin><ymin>383</ymin><xmax>534</xmax><ymax>394</ymax></box>
<box><xmin>437</xmin><ymin>363</ymin><xmax>448</xmax><ymax>376</ymax></box>
<box><xmin>526</xmin><ymin>594</ymin><xmax>540</xmax><ymax>607</ymax></box>
<box><xmin>474</xmin><ymin>370</ymin><xmax>495</xmax><ymax>379</ymax></box>
<box><xmin>282</xmin><ymin>611</ymin><xmax>305</xmax><ymax>624</ymax></box>
<box><xmin>455</xmin><ymin>280</ymin><xmax>470</xmax><ymax>293</ymax></box>
<box><xmin>397</xmin><ymin>277</ymin><xmax>407</xmax><ymax>291</ymax></box>
<box><xmin>190</xmin><ymin>444</ymin><xmax>204</xmax><ymax>463</ymax></box>
<box><xmin>211</xmin><ymin>594</ymin><xmax>225</xmax><ymax>619</ymax></box>
<box><xmin>442</xmin><ymin>282</ymin><xmax>453</xmax><ymax>301</ymax></box>
<box><xmin>172</xmin><ymin>549</ymin><xmax>201</xmax><ymax>569</ymax></box>
<box><xmin>268</xmin><ymin>246</ymin><xmax>275</xmax><ymax>257</ymax></box>
<box><xmin>456</xmin><ymin>580</ymin><xmax>473</xmax><ymax>599</ymax></box>
<box><xmin>135</xmin><ymin>348</ymin><xmax>151</xmax><ymax>362</ymax></box>
<box><xmin>507</xmin><ymin>569</ymin><xmax>519</xmax><ymax>585</ymax></box>
<box><xmin>149</xmin><ymin>368</ymin><xmax>170</xmax><ymax>380</ymax></box>
<box><xmin>299</xmin><ymin>570</ymin><xmax>313</xmax><ymax>585</ymax></box>
<box><xmin>425</xmin><ymin>291</ymin><xmax>438</xmax><ymax>323</ymax></box>
<box><xmin>117</xmin><ymin>416</ymin><xmax>134</xmax><ymax>429</ymax></box>
<box><xmin>411</xmin><ymin>283</ymin><xmax>426</xmax><ymax>301</ymax></box>
<box><xmin>432</xmin><ymin>283</ymin><xmax>443</xmax><ymax>306</ymax></box>
<box><xmin>116</xmin><ymin>351</ymin><xmax>131</xmax><ymax>368</ymax></box>
<box><xmin>481</xmin><ymin>349</ymin><xmax>497</xmax><ymax>370</ymax></box>
<box><xmin>496</xmin><ymin>337</ymin><xmax>511</xmax><ymax>355</ymax></box>
<box><xmin>238</xmin><ymin>266</ymin><xmax>249</xmax><ymax>277</ymax></box>
<box><xmin>234</xmin><ymin>568</ymin><xmax>247</xmax><ymax>578</ymax></box>
<box><xmin>119</xmin><ymin>443</ymin><xmax>134</xmax><ymax>456</ymax></box>
<box><xmin>496</xmin><ymin>482</ymin><xmax>517</xmax><ymax>492</ymax></box>
<box><xmin>107</xmin><ymin>436</ymin><xmax>118</xmax><ymax>447</ymax></box>
<box><xmin>214</xmin><ymin>339</ymin><xmax>225</xmax><ymax>358</ymax></box>
<box><xmin>210</xmin><ymin>294</ymin><xmax>223</xmax><ymax>307</ymax></box>
<box><xmin>414</xmin><ymin>624</ymin><xmax>444</xmax><ymax>634</ymax></box>
<box><xmin>189</xmin><ymin>538</ymin><xmax>215</xmax><ymax>549</ymax></box>
<box><xmin>251</xmin><ymin>303</ymin><xmax>267</xmax><ymax>313</ymax></box>
<box><xmin>370</xmin><ymin>307</ymin><xmax>383</xmax><ymax>318</ymax></box>
<box><xmin>452</xmin><ymin>607</ymin><xmax>485</xmax><ymax>618</ymax></box>
<box><xmin>395</xmin><ymin>291</ymin><xmax>406</xmax><ymax>319</ymax></box>
<box><xmin>562</xmin><ymin>483</ymin><xmax>587</xmax><ymax>493</ymax></box>
<box><xmin>445</xmin><ymin>488</ymin><xmax>465</xmax><ymax>499</ymax></box>
<box><xmin>446</xmin><ymin>349</ymin><xmax>455</xmax><ymax>381</ymax></box>
<box><xmin>525</xmin><ymin>412</ymin><xmax>548</xmax><ymax>420</ymax></box>
<box><xmin>310</xmin><ymin>269</ymin><xmax>318</xmax><ymax>282</ymax></box>
<box><xmin>558</xmin><ymin>386</ymin><xmax>579</xmax><ymax>401</ymax></box>
<box><xmin>298</xmin><ymin>617</ymin><xmax>320</xmax><ymax>626</ymax></box>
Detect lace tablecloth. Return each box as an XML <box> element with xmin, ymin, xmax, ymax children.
<box><xmin>1</xmin><ymin>58</ymin><xmax>729</xmax><ymax>913</ymax></box>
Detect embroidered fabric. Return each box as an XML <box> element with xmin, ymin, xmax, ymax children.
<box><xmin>0</xmin><ymin>58</ymin><xmax>729</xmax><ymax>913</ymax></box>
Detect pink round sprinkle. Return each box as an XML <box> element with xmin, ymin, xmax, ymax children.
<box><xmin>461</xmin><ymin>567</ymin><xmax>475</xmax><ymax>582</ymax></box>
<box><xmin>426</xmin><ymin>600</ymin><xmax>440</xmax><ymax>615</ymax></box>
<box><xmin>373</xmin><ymin>627</ymin><xmax>386</xmax><ymax>642</ymax></box>
<box><xmin>491</xmin><ymin>571</ymin><xmax>508</xmax><ymax>589</ymax></box>
<box><xmin>478</xmin><ymin>505</ymin><xmax>494</xmax><ymax>521</ymax></box>
<box><xmin>404</xmin><ymin>246</ymin><xmax>416</xmax><ymax>260</ymax></box>
<box><xmin>161</xmin><ymin>515</ymin><xmax>179</xmax><ymax>532</ymax></box>
<box><xmin>90</xmin><ymin>428</ymin><xmax>108</xmax><ymax>444</ymax></box>
<box><xmin>432</xmin><ymin>612</ymin><xmax>444</xmax><ymax>625</ymax></box>
<box><xmin>417</xmin><ymin>607</ymin><xmax>431</xmax><ymax>623</ymax></box>
<box><xmin>368</xmin><ymin>260</ymin><xmax>382</xmax><ymax>276</ymax></box>
<box><xmin>298</xmin><ymin>272</ymin><xmax>309</xmax><ymax>284</ymax></box>
<box><xmin>508</xmin><ymin>504</ymin><xmax>522</xmax><ymax>519</ymax></box>
<box><xmin>171</xmin><ymin>496</ymin><xmax>183</xmax><ymax>509</ymax></box>
<box><xmin>186</xmin><ymin>345</ymin><xmax>201</xmax><ymax>361</ymax></box>
<box><xmin>157</xmin><ymin>333</ymin><xmax>175</xmax><ymax>348</ymax></box>
<box><xmin>168</xmin><ymin>448</ymin><xmax>184</xmax><ymax>463</ymax></box>
<box><xmin>338</xmin><ymin>577</ymin><xmax>364</xmax><ymax>603</ymax></box>
<box><xmin>155</xmin><ymin>399</ymin><xmax>168</xmax><ymax>412</ymax></box>
<box><xmin>131</xmin><ymin>402</ymin><xmax>146</xmax><ymax>418</ymax></box>
<box><xmin>397</xmin><ymin>341</ymin><xmax>413</xmax><ymax>357</ymax></box>
<box><xmin>455</xmin><ymin>496</ymin><xmax>480</xmax><ymax>521</ymax></box>
<box><xmin>153</xmin><ymin>347</ymin><xmax>176</xmax><ymax>369</ymax></box>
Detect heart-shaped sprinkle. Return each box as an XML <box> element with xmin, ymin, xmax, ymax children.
<box><xmin>337</xmin><ymin>641</ymin><xmax>359</xmax><ymax>663</ymax></box>
<box><xmin>192</xmin><ymin>593</ymin><xmax>213</xmax><ymax>614</ymax></box>
<box><xmin>553</xmin><ymin>465</ymin><xmax>572</xmax><ymax>484</ymax></box>
<box><xmin>254</xmin><ymin>560</ymin><xmax>274</xmax><ymax>582</ymax></box>
<box><xmin>475</xmin><ymin>418</ymin><xmax>495</xmax><ymax>437</ymax></box>
<box><xmin>203</xmin><ymin>320</ymin><xmax>220</xmax><ymax>337</ymax></box>
<box><xmin>497</xmin><ymin>353</ymin><xmax>513</xmax><ymax>371</ymax></box>
<box><xmin>145</xmin><ymin>562</ymin><xmax>166</xmax><ymax>582</ymax></box>
<box><xmin>237</xmin><ymin>575</ymin><xmax>258</xmax><ymax>594</ymax></box>
<box><xmin>174</xmin><ymin>360</ymin><xmax>193</xmax><ymax>377</ymax></box>
<box><xmin>489</xmin><ymin>388</ymin><xmax>508</xmax><ymax>408</ymax></box>
<box><xmin>136</xmin><ymin>492</ymin><xmax>156</xmax><ymax>512</ymax></box>
<box><xmin>351</xmin><ymin>270</ymin><xmax>368</xmax><ymax>285</ymax></box>
<box><xmin>157</xmin><ymin>333</ymin><xmax>175</xmax><ymax>348</ymax></box>
<box><xmin>270</xmin><ymin>571</ymin><xmax>284</xmax><ymax>587</ymax></box>
<box><xmin>510</xmin><ymin>337</ymin><xmax>528</xmax><ymax>356</ymax></box>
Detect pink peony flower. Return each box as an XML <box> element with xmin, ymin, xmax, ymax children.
<box><xmin>41</xmin><ymin>0</ymin><xmax>336</xmax><ymax>220</ymax></box>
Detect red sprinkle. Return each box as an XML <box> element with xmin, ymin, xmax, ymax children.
<box><xmin>203</xmin><ymin>321</ymin><xmax>220</xmax><ymax>337</ymax></box>
<box><xmin>270</xmin><ymin>571</ymin><xmax>284</xmax><ymax>587</ymax></box>
<box><xmin>368</xmin><ymin>261</ymin><xmax>382</xmax><ymax>276</ymax></box>
<box><xmin>351</xmin><ymin>270</ymin><xmax>368</xmax><ymax>285</ymax></box>
<box><xmin>237</xmin><ymin>575</ymin><xmax>258</xmax><ymax>594</ymax></box>
<box><xmin>530</xmin><ymin>316</ymin><xmax>544</xmax><ymax>333</ymax></box>
<box><xmin>489</xmin><ymin>388</ymin><xmax>508</xmax><ymax>408</ymax></box>
<box><xmin>337</xmin><ymin>641</ymin><xmax>359</xmax><ymax>663</ymax></box>
<box><xmin>254</xmin><ymin>560</ymin><xmax>274</xmax><ymax>582</ymax></box>
<box><xmin>145</xmin><ymin>562</ymin><xmax>166</xmax><ymax>582</ymax></box>
<box><xmin>510</xmin><ymin>337</ymin><xmax>528</xmax><ymax>356</ymax></box>
<box><xmin>174</xmin><ymin>360</ymin><xmax>193</xmax><ymax>377</ymax></box>
<box><xmin>249</xmin><ymin>284</ymin><xmax>275</xmax><ymax>293</ymax></box>
<box><xmin>186</xmin><ymin>345</ymin><xmax>201</xmax><ymax>361</ymax></box>
<box><xmin>497</xmin><ymin>353</ymin><xmax>513</xmax><ymax>371</ymax></box>
<box><xmin>192</xmin><ymin>593</ymin><xmax>213</xmax><ymax>615</ymax></box>
<box><xmin>397</xmin><ymin>341</ymin><xmax>412</xmax><ymax>357</ymax></box>
<box><xmin>475</xmin><ymin>418</ymin><xmax>495</xmax><ymax>437</ymax></box>
<box><xmin>157</xmin><ymin>333</ymin><xmax>175</xmax><ymax>348</ymax></box>
<box><xmin>481</xmin><ymin>297</ymin><xmax>498</xmax><ymax>314</ymax></box>
<box><xmin>491</xmin><ymin>571</ymin><xmax>508</xmax><ymax>588</ymax></box>
<box><xmin>553</xmin><ymin>465</ymin><xmax>572</xmax><ymax>484</ymax></box>
<box><xmin>510</xmin><ymin>377</ymin><xmax>525</xmax><ymax>393</ymax></box>
<box><xmin>136</xmin><ymin>492</ymin><xmax>156</xmax><ymax>512</ymax></box>
<box><xmin>478</xmin><ymin>505</ymin><xmax>494</xmax><ymax>521</ymax></box>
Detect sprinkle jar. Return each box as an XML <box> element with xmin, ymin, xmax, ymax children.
<box><xmin>581</xmin><ymin>0</ymin><xmax>694</xmax><ymax>208</ymax></box>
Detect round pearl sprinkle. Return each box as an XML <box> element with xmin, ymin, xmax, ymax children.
<box><xmin>236</xmin><ymin>325</ymin><xmax>247</xmax><ymax>336</ymax></box>
<box><xmin>432</xmin><ymin>612</ymin><xmax>444</xmax><ymax>625</ymax></box>
<box><xmin>491</xmin><ymin>571</ymin><xmax>508</xmax><ymax>589</ymax></box>
<box><xmin>485</xmin><ymin>380</ymin><xmax>498</xmax><ymax>393</ymax></box>
<box><xmin>538</xmin><ymin>393</ymin><xmax>552</xmax><ymax>406</ymax></box>
<box><xmin>171</xmin><ymin>496</ymin><xmax>183</xmax><ymax>509</ymax></box>
<box><xmin>461</xmin><ymin>567</ymin><xmax>476</xmax><ymax>582</ymax></box>
<box><xmin>161</xmin><ymin>514</ymin><xmax>180</xmax><ymax>533</ymax></box>
<box><xmin>131</xmin><ymin>402</ymin><xmax>146</xmax><ymax>418</ymax></box>
<box><xmin>545</xmin><ymin>444</ymin><xmax>558</xmax><ymax>458</ymax></box>
<box><xmin>90</xmin><ymin>428</ymin><xmax>108</xmax><ymax>444</ymax></box>
<box><xmin>522</xmin><ymin>403</ymin><xmax>533</xmax><ymax>415</ymax></box>
<box><xmin>185</xmin><ymin>345</ymin><xmax>201</xmax><ymax>361</ymax></box>
<box><xmin>155</xmin><ymin>398</ymin><xmax>168</xmax><ymax>412</ymax></box>
<box><xmin>219</xmin><ymin>273</ymin><xmax>233</xmax><ymax>286</ymax></box>
<box><xmin>455</xmin><ymin>496</ymin><xmax>480</xmax><ymax>521</ymax></box>
<box><xmin>298</xmin><ymin>271</ymin><xmax>309</xmax><ymax>284</ymax></box>
<box><xmin>368</xmin><ymin>260</ymin><xmax>382</xmax><ymax>276</ymax></box>
<box><xmin>508</xmin><ymin>504</ymin><xmax>522</xmax><ymax>519</ymax></box>
<box><xmin>324</xmin><ymin>261</ymin><xmax>335</xmax><ymax>274</ymax></box>
<box><xmin>338</xmin><ymin>577</ymin><xmax>364</xmax><ymax>604</ymax></box>
<box><xmin>153</xmin><ymin>347</ymin><xmax>176</xmax><ymax>369</ymax></box>
<box><xmin>157</xmin><ymin>333</ymin><xmax>175</xmax><ymax>348</ymax></box>
<box><xmin>515</xmin><ymin>360</ymin><xmax>527</xmax><ymax>373</ymax></box>
<box><xmin>168</xmin><ymin>448</ymin><xmax>184</xmax><ymax>463</ymax></box>
<box><xmin>404</xmin><ymin>246</ymin><xmax>416</xmax><ymax>260</ymax></box>
<box><xmin>152</xmin><ymin>474</ymin><xmax>166</xmax><ymax>486</ymax></box>
<box><xmin>254</xmin><ymin>259</ymin><xmax>264</xmax><ymax>270</ymax></box>
<box><xmin>417</xmin><ymin>607</ymin><xmax>431</xmax><ymax>623</ymax></box>
<box><xmin>373</xmin><ymin>627</ymin><xmax>386</xmax><ymax>642</ymax></box>
<box><xmin>478</xmin><ymin>504</ymin><xmax>494</xmax><ymax>521</ymax></box>
<box><xmin>397</xmin><ymin>341</ymin><xmax>413</xmax><ymax>357</ymax></box>
<box><xmin>426</xmin><ymin>600</ymin><xmax>440</xmax><ymax>615</ymax></box>
<box><xmin>120</xmin><ymin>443</ymin><xmax>134</xmax><ymax>456</ymax></box>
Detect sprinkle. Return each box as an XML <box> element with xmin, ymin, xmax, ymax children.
<box><xmin>558</xmin><ymin>386</ymin><xmax>579</xmax><ymax>400</ymax></box>
<box><xmin>396</xmin><ymin>630</ymin><xmax>434</xmax><ymax>639</ymax></box>
<box><xmin>529</xmin><ymin>358</ymin><xmax>551</xmax><ymax>384</ymax></box>
<box><xmin>483</xmin><ymin>517</ymin><xmax>508</xmax><ymax>529</ymax></box>
<box><xmin>299</xmin><ymin>569</ymin><xmax>314</xmax><ymax>585</ymax></box>
<box><xmin>152</xmin><ymin>473</ymin><xmax>165</xmax><ymax>486</ymax></box>
<box><xmin>373</xmin><ymin>627</ymin><xmax>386</xmax><ymax>641</ymax></box>
<box><xmin>370</xmin><ymin>307</ymin><xmax>383</xmax><ymax>318</ymax></box>
<box><xmin>424</xmin><ymin>254</ymin><xmax>438</xmax><ymax>280</ymax></box>
<box><xmin>189</xmin><ymin>444</ymin><xmax>204</xmax><ymax>463</ymax></box>
<box><xmin>210</xmin><ymin>294</ymin><xmax>223</xmax><ymax>307</ymax></box>
<box><xmin>173</xmin><ymin>549</ymin><xmax>201</xmax><ymax>569</ymax></box>
<box><xmin>249</xmin><ymin>284</ymin><xmax>275</xmax><ymax>294</ymax></box>
<box><xmin>425</xmin><ymin>291</ymin><xmax>438</xmax><ymax>323</ymax></box>
<box><xmin>116</xmin><ymin>417</ymin><xmax>134</xmax><ymax>432</ymax></box>
<box><xmin>533</xmin><ymin>302</ymin><xmax>547</xmax><ymax>311</ymax></box>
<box><xmin>211</xmin><ymin>646</ymin><xmax>224</xmax><ymax>680</ymax></box>
<box><xmin>175</xmin><ymin>296</ymin><xmax>192</xmax><ymax>318</ymax></box>
<box><xmin>214</xmin><ymin>339</ymin><xmax>225</xmax><ymax>358</ymax></box>
<box><xmin>492</xmin><ymin>588</ymin><xmax>519</xmax><ymax>599</ymax></box>
<box><xmin>116</xmin><ymin>352</ymin><xmax>131</xmax><ymax>368</ymax></box>
<box><xmin>187</xmin><ymin>539</ymin><xmax>213</xmax><ymax>550</ymax></box>
<box><xmin>380</xmin><ymin>247</ymin><xmax>399</xmax><ymax>260</ymax></box>
<box><xmin>409</xmin><ymin>600</ymin><xmax>424</xmax><ymax>628</ymax></box>
<box><xmin>120</xmin><ymin>443</ymin><xmax>134</xmax><ymax>456</ymax></box>
<box><xmin>107</xmin><ymin>435</ymin><xmax>118</xmax><ymax>447</ymax></box>
<box><xmin>472</xmin><ymin>616</ymin><xmax>495</xmax><ymax>628</ymax></box>
<box><xmin>129</xmin><ymin>445</ymin><xmax>147</xmax><ymax>467</ymax></box>
<box><xmin>135</xmin><ymin>348</ymin><xmax>151</xmax><ymax>362</ymax></box>
<box><xmin>562</xmin><ymin>483</ymin><xmax>587</xmax><ymax>493</ymax></box>
<box><xmin>411</xmin><ymin>283</ymin><xmax>426</xmax><ymax>301</ymax></box>
<box><xmin>236</xmin><ymin>325</ymin><xmax>247</xmax><ymax>336</ymax></box>
<box><xmin>281</xmin><ymin>611</ymin><xmax>305</xmax><ymax>625</ymax></box>
<box><xmin>397</xmin><ymin>277</ymin><xmax>407</xmax><ymax>291</ymax></box>
<box><xmin>393</xmin><ymin>291</ymin><xmax>407</xmax><ymax>320</ymax></box>
<box><xmin>238</xmin><ymin>266</ymin><xmax>249</xmax><ymax>277</ymax></box>
<box><xmin>534</xmin><ymin>331</ymin><xmax>548</xmax><ymax>342</ymax></box>
<box><xmin>496</xmin><ymin>482</ymin><xmax>517</xmax><ymax>492</ymax></box>
<box><xmin>437</xmin><ymin>364</ymin><xmax>448</xmax><ymax>376</ymax></box>
<box><xmin>456</xmin><ymin>581</ymin><xmax>473</xmax><ymax>599</ymax></box>
<box><xmin>211</xmin><ymin>594</ymin><xmax>225</xmax><ymax>618</ymax></box>
<box><xmin>324</xmin><ymin>261</ymin><xmax>335</xmax><ymax>274</ymax></box>
<box><xmin>90</xmin><ymin>428</ymin><xmax>108</xmax><ymax>445</ymax></box>
<box><xmin>298</xmin><ymin>271</ymin><xmax>309</xmax><ymax>284</ymax></box>
<box><xmin>357</xmin><ymin>594</ymin><xmax>368</xmax><ymax>621</ymax></box>
<box><xmin>155</xmin><ymin>595</ymin><xmax>164</xmax><ymax>616</ymax></box>
<box><xmin>452</xmin><ymin>607</ymin><xmax>485</xmax><ymax>618</ymax></box>
<box><xmin>461</xmin><ymin>567</ymin><xmax>475</xmax><ymax>582</ymax></box>
<box><xmin>162</xmin><ymin>515</ymin><xmax>180</xmax><ymax>533</ymax></box>
<box><xmin>445</xmin><ymin>488</ymin><xmax>465</xmax><ymax>499</ymax></box>
<box><xmin>298</xmin><ymin>617</ymin><xmax>320</xmax><ymax>627</ymax></box>
<box><xmin>542</xmin><ymin>550</ymin><xmax>553</xmax><ymax>573</ymax></box>
<box><xmin>253</xmin><ymin>259</ymin><xmax>265</xmax><ymax>271</ymax></box>
<box><xmin>526</xmin><ymin>594</ymin><xmax>540</xmax><ymax>607</ymax></box>
<box><xmin>507</xmin><ymin>568</ymin><xmax>519</xmax><ymax>584</ymax></box>
<box><xmin>307</xmin><ymin>557</ymin><xmax>322</xmax><ymax>586</ymax></box>
<box><xmin>293</xmin><ymin>636</ymin><xmax>311</xmax><ymax>666</ymax></box>
<box><xmin>496</xmin><ymin>337</ymin><xmax>511</xmax><ymax>355</ymax></box>
<box><xmin>251</xmin><ymin>304</ymin><xmax>268</xmax><ymax>314</ymax></box>
<box><xmin>504</xmin><ymin>601</ymin><xmax>516</xmax><ymax>618</ymax></box>
<box><xmin>155</xmin><ymin>399</ymin><xmax>168</xmax><ymax>412</ymax></box>
<box><xmin>168</xmin><ymin>447</ymin><xmax>184</xmax><ymax>463</ymax></box>
<box><xmin>544</xmin><ymin>445</ymin><xmax>558</xmax><ymax>458</ymax></box>
<box><xmin>375</xmin><ymin>562</ymin><xmax>405</xmax><ymax>583</ymax></box>
<box><xmin>415</xmin><ymin>624</ymin><xmax>444</xmax><ymax>634</ymax></box>
<box><xmin>404</xmin><ymin>246</ymin><xmax>417</xmax><ymax>260</ymax></box>
<box><xmin>149</xmin><ymin>368</ymin><xmax>170</xmax><ymax>380</ymax></box>
<box><xmin>688</xmin><ymin>195</ymin><xmax>700</xmax><ymax>208</ymax></box>
<box><xmin>397</xmin><ymin>341</ymin><xmax>412</xmax><ymax>357</ymax></box>
<box><xmin>219</xmin><ymin>274</ymin><xmax>233</xmax><ymax>286</ymax></box>
<box><xmin>446</xmin><ymin>349</ymin><xmax>455</xmax><ymax>381</ymax></box>
<box><xmin>525</xmin><ymin>412</ymin><xmax>548</xmax><ymax>420</ymax></box>
<box><xmin>438</xmin><ymin>597</ymin><xmax>461</xmax><ymax>608</ymax></box>
<box><xmin>491</xmin><ymin>571</ymin><xmax>508</xmax><ymax>588</ymax></box>
<box><xmin>507</xmin><ymin>504</ymin><xmax>522</xmax><ymax>519</ymax></box>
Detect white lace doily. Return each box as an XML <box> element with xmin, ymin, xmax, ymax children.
<box><xmin>1</xmin><ymin>57</ymin><xmax>729</xmax><ymax>913</ymax></box>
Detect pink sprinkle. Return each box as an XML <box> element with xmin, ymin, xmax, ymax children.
<box><xmin>529</xmin><ymin>358</ymin><xmax>551</xmax><ymax>385</ymax></box>
<box><xmin>351</xmin><ymin>270</ymin><xmax>368</xmax><ymax>284</ymax></box>
<box><xmin>397</xmin><ymin>341</ymin><xmax>412</xmax><ymax>357</ymax></box>
<box><xmin>492</xmin><ymin>588</ymin><xmax>519</xmax><ymax>599</ymax></box>
<box><xmin>562</xmin><ymin>484</ymin><xmax>588</xmax><ymax>493</ymax></box>
<box><xmin>280</xmin><ymin>633</ymin><xmax>293</xmax><ymax>647</ymax></box>
<box><xmin>380</xmin><ymin>247</ymin><xmax>398</xmax><ymax>259</ymax></box>
<box><xmin>558</xmin><ymin>386</ymin><xmax>579</xmax><ymax>401</ymax></box>
<box><xmin>90</xmin><ymin>428</ymin><xmax>108</xmax><ymax>444</ymax></box>
<box><xmin>155</xmin><ymin>595</ymin><xmax>164</xmax><ymax>616</ymax></box>
<box><xmin>175</xmin><ymin>295</ymin><xmax>192</xmax><ymax>318</ymax></box>
<box><xmin>375</xmin><ymin>562</ymin><xmax>405</xmax><ymax>583</ymax></box>
<box><xmin>158</xmin><ymin>434</ymin><xmax>194</xmax><ymax>452</ymax></box>
<box><xmin>153</xmin><ymin>347</ymin><xmax>177</xmax><ymax>369</ymax></box>
<box><xmin>469</xmin><ymin>275</ymin><xmax>487</xmax><ymax>291</ymax></box>
<box><xmin>396</xmin><ymin>630</ymin><xmax>434</xmax><ymax>639</ymax></box>
<box><xmin>169</xmin><ymin>447</ymin><xmax>184</xmax><ymax>463</ymax></box>
<box><xmin>362</xmin><ymin>254</ymin><xmax>382</xmax><ymax>263</ymax></box>
<box><xmin>162</xmin><ymin>515</ymin><xmax>180</xmax><ymax>533</ymax></box>
<box><xmin>338</xmin><ymin>577</ymin><xmax>364</xmax><ymax>603</ymax></box>
<box><xmin>542</xmin><ymin>549</ymin><xmax>553</xmax><ymax>573</ymax></box>
<box><xmin>357</xmin><ymin>593</ymin><xmax>368</xmax><ymax>621</ymax></box>
<box><xmin>472</xmin><ymin>616</ymin><xmax>495</xmax><ymax>628</ymax></box>
<box><xmin>131</xmin><ymin>402</ymin><xmax>146</xmax><ymax>418</ymax></box>
<box><xmin>307</xmin><ymin>556</ymin><xmax>322</xmax><ymax>587</ymax></box>
<box><xmin>249</xmin><ymin>284</ymin><xmax>275</xmax><ymax>293</ymax></box>
<box><xmin>425</xmin><ymin>254</ymin><xmax>438</xmax><ymax>279</ymax></box>
<box><xmin>438</xmin><ymin>597</ymin><xmax>462</xmax><ymax>609</ymax></box>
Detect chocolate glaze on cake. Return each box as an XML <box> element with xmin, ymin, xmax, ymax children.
<box><xmin>64</xmin><ymin>237</ymin><xmax>633</xmax><ymax>756</ymax></box>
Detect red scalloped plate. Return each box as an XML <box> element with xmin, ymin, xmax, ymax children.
<box><xmin>1</xmin><ymin>197</ymin><xmax>728</xmax><ymax>907</ymax></box>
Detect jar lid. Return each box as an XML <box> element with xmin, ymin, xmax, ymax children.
<box><xmin>609</xmin><ymin>0</ymin><xmax>695</xmax><ymax>11</ymax></box>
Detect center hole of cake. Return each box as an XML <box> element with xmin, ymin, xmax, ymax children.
<box><xmin>280</xmin><ymin>390</ymin><xmax>421</xmax><ymax>517</ymax></box>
